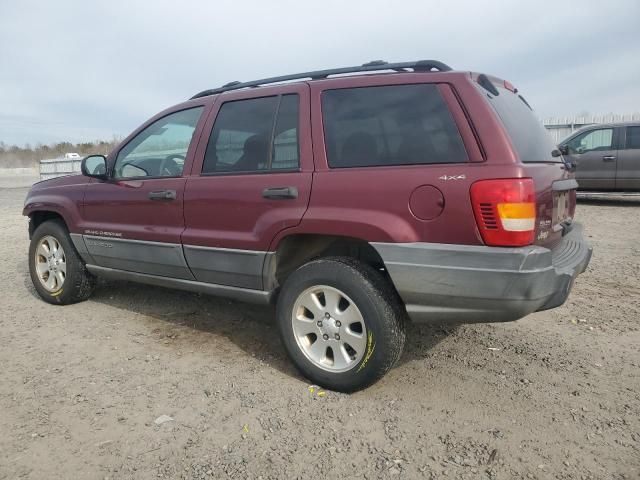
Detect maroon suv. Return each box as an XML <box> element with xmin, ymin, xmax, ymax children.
<box><xmin>24</xmin><ymin>60</ymin><xmax>592</xmax><ymax>391</ymax></box>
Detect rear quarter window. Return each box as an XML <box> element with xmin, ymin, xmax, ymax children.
<box><xmin>482</xmin><ymin>85</ymin><xmax>559</xmax><ymax>163</ymax></box>
<box><xmin>322</xmin><ymin>84</ymin><xmax>468</xmax><ymax>168</ymax></box>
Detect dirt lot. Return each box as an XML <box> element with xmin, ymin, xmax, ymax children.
<box><xmin>0</xmin><ymin>182</ymin><xmax>638</xmax><ymax>480</ymax></box>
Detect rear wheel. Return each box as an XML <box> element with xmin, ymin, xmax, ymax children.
<box><xmin>29</xmin><ymin>220</ymin><xmax>96</xmax><ymax>305</ymax></box>
<box><xmin>276</xmin><ymin>257</ymin><xmax>406</xmax><ymax>392</ymax></box>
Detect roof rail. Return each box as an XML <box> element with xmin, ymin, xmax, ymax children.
<box><xmin>190</xmin><ymin>59</ymin><xmax>452</xmax><ymax>99</ymax></box>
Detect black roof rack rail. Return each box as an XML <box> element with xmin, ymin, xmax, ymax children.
<box><xmin>190</xmin><ymin>59</ymin><xmax>452</xmax><ymax>99</ymax></box>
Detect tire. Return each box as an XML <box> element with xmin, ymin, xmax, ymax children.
<box><xmin>276</xmin><ymin>257</ymin><xmax>406</xmax><ymax>392</ymax></box>
<box><xmin>28</xmin><ymin>219</ymin><xmax>96</xmax><ymax>305</ymax></box>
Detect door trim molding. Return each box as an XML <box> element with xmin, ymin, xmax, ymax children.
<box><xmin>86</xmin><ymin>265</ymin><xmax>273</xmax><ymax>304</ymax></box>
<box><xmin>183</xmin><ymin>244</ymin><xmax>266</xmax><ymax>289</ymax></box>
<box><xmin>83</xmin><ymin>235</ymin><xmax>195</xmax><ymax>280</ymax></box>
<box><xmin>81</xmin><ymin>236</ymin><xmax>277</xmax><ymax>290</ymax></box>
<box><xmin>184</xmin><ymin>244</ymin><xmax>266</xmax><ymax>254</ymax></box>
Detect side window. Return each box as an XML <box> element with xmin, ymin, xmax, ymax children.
<box><xmin>567</xmin><ymin>128</ymin><xmax>613</xmax><ymax>154</ymax></box>
<box><xmin>625</xmin><ymin>126</ymin><xmax>640</xmax><ymax>150</ymax></box>
<box><xmin>322</xmin><ymin>84</ymin><xmax>468</xmax><ymax>168</ymax></box>
<box><xmin>202</xmin><ymin>94</ymin><xmax>300</xmax><ymax>174</ymax></box>
<box><xmin>114</xmin><ymin>107</ymin><xmax>203</xmax><ymax>179</ymax></box>
<box><xmin>272</xmin><ymin>95</ymin><xmax>300</xmax><ymax>170</ymax></box>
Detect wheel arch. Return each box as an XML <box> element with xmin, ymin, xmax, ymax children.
<box><xmin>28</xmin><ymin>210</ymin><xmax>69</xmax><ymax>239</ymax></box>
<box><xmin>265</xmin><ymin>233</ymin><xmax>391</xmax><ymax>293</ymax></box>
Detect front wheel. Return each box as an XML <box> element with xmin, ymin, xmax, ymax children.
<box><xmin>276</xmin><ymin>257</ymin><xmax>406</xmax><ymax>392</ymax></box>
<box><xmin>28</xmin><ymin>220</ymin><xmax>96</xmax><ymax>305</ymax></box>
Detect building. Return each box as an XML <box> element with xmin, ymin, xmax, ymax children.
<box><xmin>543</xmin><ymin>113</ymin><xmax>640</xmax><ymax>143</ymax></box>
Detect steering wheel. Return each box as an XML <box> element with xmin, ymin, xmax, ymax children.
<box><xmin>159</xmin><ymin>154</ymin><xmax>185</xmax><ymax>176</ymax></box>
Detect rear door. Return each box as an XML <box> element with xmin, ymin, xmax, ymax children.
<box><xmin>616</xmin><ymin>125</ymin><xmax>640</xmax><ymax>190</ymax></box>
<box><xmin>81</xmin><ymin>105</ymin><xmax>207</xmax><ymax>278</ymax></box>
<box><xmin>182</xmin><ymin>84</ymin><xmax>313</xmax><ymax>289</ymax></box>
<box><xmin>564</xmin><ymin>127</ymin><xmax>618</xmax><ymax>190</ymax></box>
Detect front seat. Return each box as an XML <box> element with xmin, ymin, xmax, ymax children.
<box><xmin>234</xmin><ymin>134</ymin><xmax>268</xmax><ymax>171</ymax></box>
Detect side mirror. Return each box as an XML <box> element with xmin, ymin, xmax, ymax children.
<box><xmin>81</xmin><ymin>155</ymin><xmax>108</xmax><ymax>179</ymax></box>
<box><xmin>558</xmin><ymin>145</ymin><xmax>569</xmax><ymax>156</ymax></box>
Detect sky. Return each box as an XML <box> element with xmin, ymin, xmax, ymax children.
<box><xmin>1</xmin><ymin>0</ymin><xmax>639</xmax><ymax>146</ymax></box>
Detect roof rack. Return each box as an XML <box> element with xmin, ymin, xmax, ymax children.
<box><xmin>190</xmin><ymin>59</ymin><xmax>452</xmax><ymax>99</ymax></box>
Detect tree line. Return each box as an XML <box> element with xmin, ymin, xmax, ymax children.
<box><xmin>0</xmin><ymin>139</ymin><xmax>121</xmax><ymax>168</ymax></box>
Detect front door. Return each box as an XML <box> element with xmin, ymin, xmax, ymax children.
<box><xmin>616</xmin><ymin>125</ymin><xmax>640</xmax><ymax>190</ymax></box>
<box><xmin>81</xmin><ymin>105</ymin><xmax>207</xmax><ymax>278</ymax></box>
<box><xmin>182</xmin><ymin>84</ymin><xmax>313</xmax><ymax>290</ymax></box>
<box><xmin>565</xmin><ymin>127</ymin><xmax>618</xmax><ymax>190</ymax></box>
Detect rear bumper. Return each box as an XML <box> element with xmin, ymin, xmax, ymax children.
<box><xmin>372</xmin><ymin>223</ymin><xmax>592</xmax><ymax>323</ymax></box>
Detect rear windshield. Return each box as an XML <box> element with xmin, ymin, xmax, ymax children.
<box><xmin>483</xmin><ymin>85</ymin><xmax>559</xmax><ymax>163</ymax></box>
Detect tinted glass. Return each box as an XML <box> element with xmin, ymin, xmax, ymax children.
<box><xmin>202</xmin><ymin>94</ymin><xmax>300</xmax><ymax>174</ymax></box>
<box><xmin>322</xmin><ymin>84</ymin><xmax>468</xmax><ymax>168</ymax></box>
<box><xmin>272</xmin><ymin>95</ymin><xmax>300</xmax><ymax>170</ymax></box>
<box><xmin>203</xmin><ymin>97</ymin><xmax>276</xmax><ymax>173</ymax></box>
<box><xmin>114</xmin><ymin>107</ymin><xmax>203</xmax><ymax>179</ymax></box>
<box><xmin>483</xmin><ymin>86</ymin><xmax>559</xmax><ymax>163</ymax></box>
<box><xmin>567</xmin><ymin>128</ymin><xmax>613</xmax><ymax>153</ymax></box>
<box><xmin>626</xmin><ymin>126</ymin><xmax>640</xmax><ymax>149</ymax></box>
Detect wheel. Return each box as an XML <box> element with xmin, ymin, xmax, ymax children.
<box><xmin>276</xmin><ymin>257</ymin><xmax>406</xmax><ymax>392</ymax></box>
<box><xmin>29</xmin><ymin>220</ymin><xmax>96</xmax><ymax>305</ymax></box>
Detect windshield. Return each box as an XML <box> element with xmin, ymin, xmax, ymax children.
<box><xmin>482</xmin><ymin>84</ymin><xmax>559</xmax><ymax>163</ymax></box>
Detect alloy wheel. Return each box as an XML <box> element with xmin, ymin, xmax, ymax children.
<box><xmin>34</xmin><ymin>235</ymin><xmax>66</xmax><ymax>292</ymax></box>
<box><xmin>291</xmin><ymin>285</ymin><xmax>368</xmax><ymax>373</ymax></box>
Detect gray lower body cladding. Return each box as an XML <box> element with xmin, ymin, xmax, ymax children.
<box><xmin>81</xmin><ymin>235</ymin><xmax>194</xmax><ymax>279</ymax></box>
<box><xmin>72</xmin><ymin>226</ymin><xmax>592</xmax><ymax>325</ymax></box>
<box><xmin>182</xmin><ymin>245</ymin><xmax>265</xmax><ymax>289</ymax></box>
<box><xmin>70</xmin><ymin>234</ymin><xmax>275</xmax><ymax>300</ymax></box>
<box><xmin>85</xmin><ymin>265</ymin><xmax>272</xmax><ymax>304</ymax></box>
<box><xmin>372</xmin><ymin>223</ymin><xmax>592</xmax><ymax>324</ymax></box>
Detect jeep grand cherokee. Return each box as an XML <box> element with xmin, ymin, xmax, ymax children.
<box><xmin>24</xmin><ymin>60</ymin><xmax>592</xmax><ymax>391</ymax></box>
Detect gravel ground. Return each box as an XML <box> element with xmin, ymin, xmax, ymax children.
<box><xmin>0</xmin><ymin>181</ymin><xmax>638</xmax><ymax>480</ymax></box>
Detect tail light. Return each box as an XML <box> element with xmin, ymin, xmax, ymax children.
<box><xmin>470</xmin><ymin>178</ymin><xmax>536</xmax><ymax>246</ymax></box>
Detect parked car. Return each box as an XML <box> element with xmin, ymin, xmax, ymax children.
<box><xmin>559</xmin><ymin>122</ymin><xmax>640</xmax><ymax>190</ymax></box>
<box><xmin>23</xmin><ymin>60</ymin><xmax>592</xmax><ymax>392</ymax></box>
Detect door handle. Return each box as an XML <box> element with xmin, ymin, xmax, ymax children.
<box><xmin>602</xmin><ymin>155</ymin><xmax>616</xmax><ymax>161</ymax></box>
<box><xmin>148</xmin><ymin>190</ymin><xmax>177</xmax><ymax>200</ymax></box>
<box><xmin>262</xmin><ymin>186</ymin><xmax>298</xmax><ymax>199</ymax></box>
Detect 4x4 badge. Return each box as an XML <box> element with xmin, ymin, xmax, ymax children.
<box><xmin>439</xmin><ymin>174</ymin><xmax>466</xmax><ymax>181</ymax></box>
